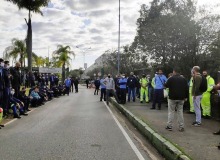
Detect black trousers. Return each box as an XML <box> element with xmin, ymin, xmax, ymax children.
<box><xmin>86</xmin><ymin>83</ymin><xmax>89</xmax><ymax>88</ymax></box>
<box><xmin>106</xmin><ymin>89</ymin><xmax>119</xmax><ymax>105</ymax></box>
<box><xmin>120</xmin><ymin>89</ymin><xmax>127</xmax><ymax>104</ymax></box>
<box><xmin>66</xmin><ymin>86</ymin><xmax>70</xmax><ymax>95</ymax></box>
<box><xmin>75</xmin><ymin>84</ymin><xmax>78</xmax><ymax>92</ymax></box>
<box><xmin>94</xmin><ymin>86</ymin><xmax>99</xmax><ymax>95</ymax></box>
<box><xmin>12</xmin><ymin>85</ymin><xmax>20</xmax><ymax>98</ymax></box>
<box><xmin>100</xmin><ymin>88</ymin><xmax>106</xmax><ymax>101</ymax></box>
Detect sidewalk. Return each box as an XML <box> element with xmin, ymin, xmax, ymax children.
<box><xmin>123</xmin><ymin>100</ymin><xmax>220</xmax><ymax>160</ymax></box>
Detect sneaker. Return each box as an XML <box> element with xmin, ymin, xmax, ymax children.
<box><xmin>179</xmin><ymin>128</ymin><xmax>185</xmax><ymax>132</ymax></box>
<box><xmin>191</xmin><ymin>122</ymin><xmax>201</xmax><ymax>127</ymax></box>
<box><xmin>165</xmin><ymin>126</ymin><xmax>172</xmax><ymax>131</ymax></box>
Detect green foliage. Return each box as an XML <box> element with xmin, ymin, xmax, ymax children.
<box><xmin>5</xmin><ymin>0</ymin><xmax>51</xmax><ymax>15</ymax></box>
<box><xmin>53</xmin><ymin>45</ymin><xmax>75</xmax><ymax>82</ymax></box>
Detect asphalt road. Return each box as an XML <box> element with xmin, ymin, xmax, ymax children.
<box><xmin>0</xmin><ymin>86</ymin><xmax>153</xmax><ymax>160</ymax></box>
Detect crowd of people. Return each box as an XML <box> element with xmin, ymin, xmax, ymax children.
<box><xmin>0</xmin><ymin>58</ymin><xmax>79</xmax><ymax>129</ymax></box>
<box><xmin>91</xmin><ymin>66</ymin><xmax>220</xmax><ymax>148</ymax></box>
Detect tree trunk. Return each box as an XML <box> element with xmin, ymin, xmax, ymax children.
<box><xmin>20</xmin><ymin>54</ymin><xmax>23</xmax><ymax>68</ymax></box>
<box><xmin>27</xmin><ymin>10</ymin><xmax>32</xmax><ymax>73</ymax></box>
<box><xmin>62</xmin><ymin>62</ymin><xmax>65</xmax><ymax>83</ymax></box>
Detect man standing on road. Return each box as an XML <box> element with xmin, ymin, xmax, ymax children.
<box><xmin>201</xmin><ymin>71</ymin><xmax>215</xmax><ymax>119</ymax></box>
<box><xmin>191</xmin><ymin>66</ymin><xmax>204</xmax><ymax>126</ymax></box>
<box><xmin>94</xmin><ymin>78</ymin><xmax>100</xmax><ymax>95</ymax></box>
<box><xmin>127</xmin><ymin>72</ymin><xmax>137</xmax><ymax>102</ymax></box>
<box><xmin>3</xmin><ymin>61</ymin><xmax>12</xmax><ymax>117</ymax></box>
<box><xmin>140</xmin><ymin>74</ymin><xmax>149</xmax><ymax>103</ymax></box>
<box><xmin>86</xmin><ymin>79</ymin><xmax>89</xmax><ymax>89</ymax></box>
<box><xmin>147</xmin><ymin>75</ymin><xmax>153</xmax><ymax>102</ymax></box>
<box><xmin>49</xmin><ymin>73</ymin><xmax>55</xmax><ymax>88</ymax></box>
<box><xmin>102</xmin><ymin>74</ymin><xmax>119</xmax><ymax>105</ymax></box>
<box><xmin>65</xmin><ymin>77</ymin><xmax>71</xmax><ymax>96</ymax></box>
<box><xmin>151</xmin><ymin>70</ymin><xmax>167</xmax><ymax>110</ymax></box>
<box><xmin>100</xmin><ymin>75</ymin><xmax>107</xmax><ymax>101</ymax></box>
<box><xmin>164</xmin><ymin>68</ymin><xmax>188</xmax><ymax>132</ymax></box>
<box><xmin>10</xmin><ymin>62</ymin><xmax>22</xmax><ymax>98</ymax></box>
<box><xmin>74</xmin><ymin>77</ymin><xmax>79</xmax><ymax>93</ymax></box>
<box><xmin>187</xmin><ymin>72</ymin><xmax>195</xmax><ymax>114</ymax></box>
<box><xmin>118</xmin><ymin>74</ymin><xmax>127</xmax><ymax>104</ymax></box>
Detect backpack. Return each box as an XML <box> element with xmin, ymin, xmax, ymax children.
<box><xmin>199</xmin><ymin>76</ymin><xmax>207</xmax><ymax>93</ymax></box>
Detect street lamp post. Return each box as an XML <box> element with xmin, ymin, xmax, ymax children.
<box><xmin>76</xmin><ymin>46</ymin><xmax>91</xmax><ymax>69</ymax></box>
<box><xmin>118</xmin><ymin>0</ymin><xmax>121</xmax><ymax>76</ymax></box>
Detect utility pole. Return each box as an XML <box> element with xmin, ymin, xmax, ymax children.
<box><xmin>48</xmin><ymin>46</ymin><xmax>49</xmax><ymax>67</ymax></box>
<box><xmin>118</xmin><ymin>0</ymin><xmax>121</xmax><ymax>76</ymax></box>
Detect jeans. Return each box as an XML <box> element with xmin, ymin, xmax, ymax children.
<box><xmin>152</xmin><ymin>89</ymin><xmax>164</xmax><ymax>108</ymax></box>
<box><xmin>193</xmin><ymin>95</ymin><xmax>202</xmax><ymax>123</ymax></box>
<box><xmin>106</xmin><ymin>89</ymin><xmax>119</xmax><ymax>105</ymax></box>
<box><xmin>10</xmin><ymin>103</ymin><xmax>24</xmax><ymax>116</ymax></box>
<box><xmin>100</xmin><ymin>88</ymin><xmax>106</xmax><ymax>101</ymax></box>
<box><xmin>167</xmin><ymin>99</ymin><xmax>184</xmax><ymax>129</ymax></box>
<box><xmin>128</xmin><ymin>87</ymin><xmax>135</xmax><ymax>102</ymax></box>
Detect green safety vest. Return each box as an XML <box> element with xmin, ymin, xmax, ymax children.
<box><xmin>152</xmin><ymin>77</ymin><xmax>155</xmax><ymax>88</ymax></box>
<box><xmin>140</xmin><ymin>78</ymin><xmax>149</xmax><ymax>87</ymax></box>
<box><xmin>206</xmin><ymin>75</ymin><xmax>215</xmax><ymax>92</ymax></box>
<box><xmin>189</xmin><ymin>77</ymin><xmax>193</xmax><ymax>94</ymax></box>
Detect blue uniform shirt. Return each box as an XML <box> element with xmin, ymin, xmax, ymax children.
<box><xmin>119</xmin><ymin>78</ymin><xmax>127</xmax><ymax>89</ymax></box>
<box><xmin>100</xmin><ymin>79</ymin><xmax>106</xmax><ymax>89</ymax></box>
<box><xmin>65</xmin><ymin>79</ymin><xmax>71</xmax><ymax>87</ymax></box>
<box><xmin>155</xmin><ymin>75</ymin><xmax>167</xmax><ymax>89</ymax></box>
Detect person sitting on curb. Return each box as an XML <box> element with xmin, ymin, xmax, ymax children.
<box><xmin>18</xmin><ymin>87</ymin><xmax>32</xmax><ymax>112</ymax></box>
<box><xmin>30</xmin><ymin>87</ymin><xmax>44</xmax><ymax>107</ymax></box>
<box><xmin>10</xmin><ymin>88</ymin><xmax>28</xmax><ymax>118</ymax></box>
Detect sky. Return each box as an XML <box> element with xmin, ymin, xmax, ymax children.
<box><xmin>0</xmin><ymin>0</ymin><xmax>219</xmax><ymax>70</ymax></box>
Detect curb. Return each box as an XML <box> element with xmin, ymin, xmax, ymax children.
<box><xmin>110</xmin><ymin>98</ymin><xmax>193</xmax><ymax>160</ymax></box>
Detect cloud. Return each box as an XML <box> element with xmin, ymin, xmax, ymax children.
<box><xmin>1</xmin><ymin>0</ymin><xmax>215</xmax><ymax>70</ymax></box>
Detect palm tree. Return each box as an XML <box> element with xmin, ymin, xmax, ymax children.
<box><xmin>6</xmin><ymin>0</ymin><xmax>50</xmax><ymax>72</ymax></box>
<box><xmin>53</xmin><ymin>45</ymin><xmax>75</xmax><ymax>82</ymax></box>
<box><xmin>4</xmin><ymin>38</ymin><xmax>26</xmax><ymax>67</ymax></box>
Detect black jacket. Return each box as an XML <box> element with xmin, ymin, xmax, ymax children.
<box><xmin>10</xmin><ymin>67</ymin><xmax>21</xmax><ymax>86</ymax></box>
<box><xmin>164</xmin><ymin>75</ymin><xmax>189</xmax><ymax>100</ymax></box>
<box><xmin>127</xmin><ymin>76</ymin><xmax>138</xmax><ymax>88</ymax></box>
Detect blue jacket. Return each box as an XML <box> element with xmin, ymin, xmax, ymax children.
<box><xmin>3</xmin><ymin>68</ymin><xmax>11</xmax><ymax>88</ymax></box>
<box><xmin>10</xmin><ymin>94</ymin><xmax>21</xmax><ymax>104</ymax></box>
<box><xmin>155</xmin><ymin>75</ymin><xmax>167</xmax><ymax>89</ymax></box>
<box><xmin>0</xmin><ymin>68</ymin><xmax>4</xmax><ymax>90</ymax></box>
<box><xmin>100</xmin><ymin>79</ymin><xmax>106</xmax><ymax>89</ymax></box>
<box><xmin>94</xmin><ymin>80</ymin><xmax>100</xmax><ymax>87</ymax></box>
<box><xmin>119</xmin><ymin>78</ymin><xmax>127</xmax><ymax>89</ymax></box>
<box><xmin>30</xmin><ymin>91</ymin><xmax>41</xmax><ymax>100</ymax></box>
<box><xmin>65</xmin><ymin>79</ymin><xmax>71</xmax><ymax>87</ymax></box>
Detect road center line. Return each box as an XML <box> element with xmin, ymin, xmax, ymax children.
<box><xmin>103</xmin><ymin>101</ymin><xmax>145</xmax><ymax>160</ymax></box>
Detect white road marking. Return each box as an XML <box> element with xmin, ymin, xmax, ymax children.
<box><xmin>4</xmin><ymin>108</ymin><xmax>37</xmax><ymax>126</ymax></box>
<box><xmin>103</xmin><ymin>101</ymin><xmax>145</xmax><ymax>160</ymax></box>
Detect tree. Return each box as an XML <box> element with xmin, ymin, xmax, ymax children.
<box><xmin>4</xmin><ymin>38</ymin><xmax>27</xmax><ymax>67</ymax></box>
<box><xmin>53</xmin><ymin>45</ymin><xmax>75</xmax><ymax>82</ymax></box>
<box><xmin>6</xmin><ymin>0</ymin><xmax>50</xmax><ymax>72</ymax></box>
